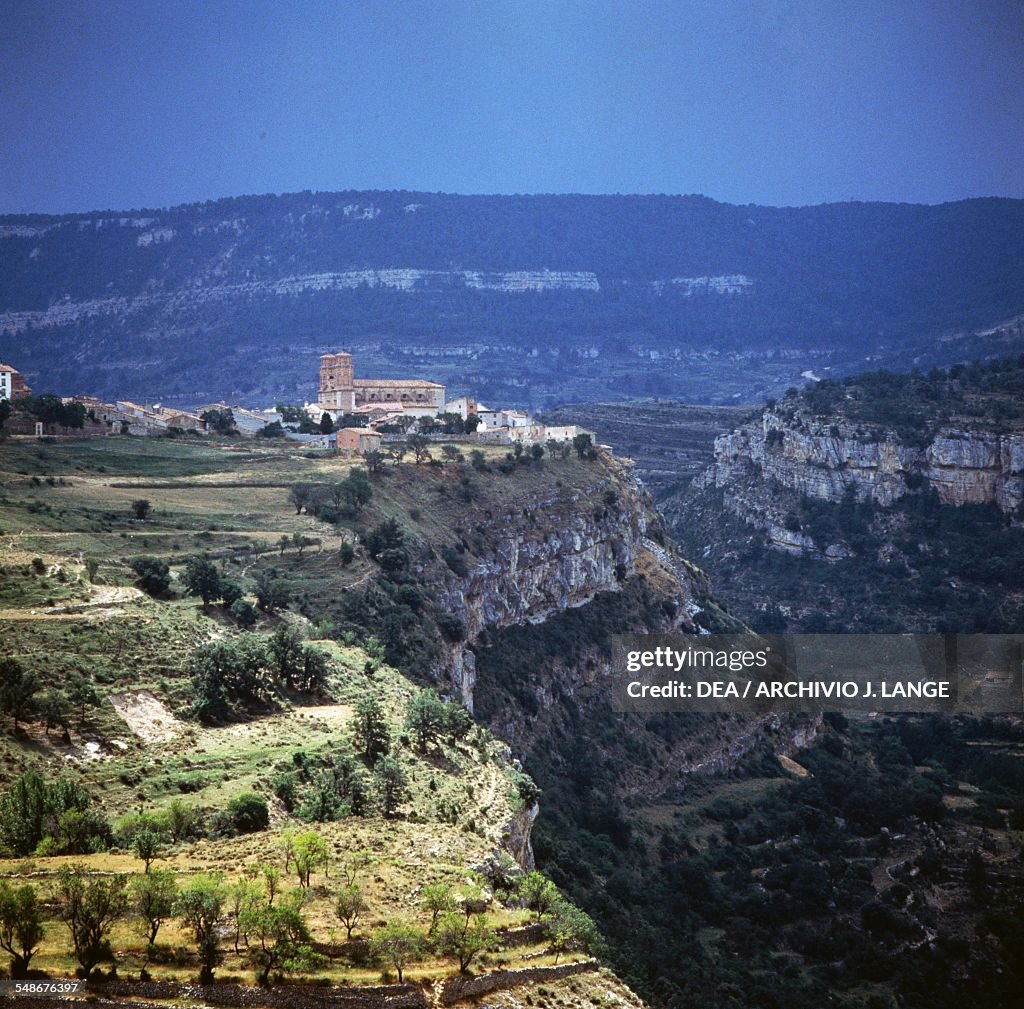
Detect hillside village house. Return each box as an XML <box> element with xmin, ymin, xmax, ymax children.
<box><xmin>314</xmin><ymin>351</ymin><xmax>593</xmax><ymax>449</ymax></box>
<box><xmin>335</xmin><ymin>427</ymin><xmax>383</xmax><ymax>455</ymax></box>
<box><xmin>0</xmin><ymin>362</ymin><xmax>32</xmax><ymax>401</ymax></box>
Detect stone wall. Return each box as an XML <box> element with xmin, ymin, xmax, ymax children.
<box><xmin>87</xmin><ymin>978</ymin><xmax>426</xmax><ymax>1009</ymax></box>
<box><xmin>438</xmin><ymin>958</ymin><xmax>599</xmax><ymax>1005</ymax></box>
<box><xmin>495</xmin><ymin>921</ymin><xmax>547</xmax><ymax>947</ymax></box>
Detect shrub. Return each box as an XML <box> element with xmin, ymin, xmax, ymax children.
<box><xmin>230</xmin><ymin>598</ymin><xmax>259</xmax><ymax>628</ymax></box>
<box><xmin>226</xmin><ymin>793</ymin><xmax>270</xmax><ymax>833</ymax></box>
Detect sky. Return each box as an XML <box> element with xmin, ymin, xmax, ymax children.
<box><xmin>1</xmin><ymin>0</ymin><xmax>1022</xmax><ymax>214</ymax></box>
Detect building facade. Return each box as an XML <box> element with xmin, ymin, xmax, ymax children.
<box><xmin>0</xmin><ymin>362</ymin><xmax>32</xmax><ymax>402</ymax></box>
<box><xmin>318</xmin><ymin>352</ymin><xmax>444</xmax><ymax>416</ymax></box>
<box><xmin>335</xmin><ymin>427</ymin><xmax>383</xmax><ymax>455</ymax></box>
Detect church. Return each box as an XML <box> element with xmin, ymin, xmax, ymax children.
<box><xmin>317</xmin><ymin>352</ymin><xmax>445</xmax><ymax>418</ymax></box>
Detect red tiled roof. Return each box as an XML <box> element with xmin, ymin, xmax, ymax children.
<box><xmin>353</xmin><ymin>378</ymin><xmax>443</xmax><ymax>388</ymax></box>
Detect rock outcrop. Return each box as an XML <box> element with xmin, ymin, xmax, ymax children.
<box><xmin>689</xmin><ymin>407</ymin><xmax>1024</xmax><ymax>558</ymax></box>
<box><xmin>433</xmin><ymin>456</ymin><xmax>705</xmax><ymax>709</ymax></box>
<box><xmin>704</xmin><ymin>408</ymin><xmax>1024</xmax><ymax>512</ymax></box>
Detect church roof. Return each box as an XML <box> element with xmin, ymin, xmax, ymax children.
<box><xmin>353</xmin><ymin>378</ymin><xmax>444</xmax><ymax>388</ymax></box>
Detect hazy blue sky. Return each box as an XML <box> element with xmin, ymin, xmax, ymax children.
<box><xmin>2</xmin><ymin>0</ymin><xmax>1022</xmax><ymax>213</ymax></box>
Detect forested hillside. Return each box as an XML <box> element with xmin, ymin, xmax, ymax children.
<box><xmin>2</xmin><ymin>192</ymin><xmax>1024</xmax><ymax>406</ymax></box>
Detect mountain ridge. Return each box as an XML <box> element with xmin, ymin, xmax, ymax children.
<box><xmin>3</xmin><ymin>191</ymin><xmax>1024</xmax><ymax>407</ymax></box>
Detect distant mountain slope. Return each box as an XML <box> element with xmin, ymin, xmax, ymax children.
<box><xmin>2</xmin><ymin>191</ymin><xmax>1024</xmax><ymax>405</ymax></box>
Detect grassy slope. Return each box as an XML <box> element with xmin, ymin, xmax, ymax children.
<box><xmin>0</xmin><ymin>434</ymin><xmax>603</xmax><ymax>991</ymax></box>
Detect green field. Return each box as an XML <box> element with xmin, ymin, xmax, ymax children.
<box><xmin>0</xmin><ymin>433</ymin><xmax>602</xmax><ymax>997</ymax></box>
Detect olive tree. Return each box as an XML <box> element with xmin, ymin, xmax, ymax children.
<box><xmin>52</xmin><ymin>865</ymin><xmax>128</xmax><ymax>976</ymax></box>
<box><xmin>0</xmin><ymin>880</ymin><xmax>44</xmax><ymax>978</ymax></box>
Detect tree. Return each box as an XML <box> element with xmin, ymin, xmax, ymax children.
<box><xmin>130</xmin><ymin>556</ymin><xmax>171</xmax><ymax>595</ymax></box>
<box><xmin>132</xmin><ymin>828</ymin><xmax>162</xmax><ymax>872</ymax></box>
<box><xmin>370</xmin><ymin>920</ymin><xmax>425</xmax><ymax>982</ymax></box>
<box><xmin>52</xmin><ymin>865</ymin><xmax>128</xmax><ymax>977</ymax></box>
<box><xmin>351</xmin><ymin>695</ymin><xmax>391</xmax><ymax>764</ymax></box>
<box><xmin>0</xmin><ymin>880</ymin><xmax>43</xmax><ymax>978</ymax></box>
<box><xmin>262</xmin><ymin>865</ymin><xmax>281</xmax><ymax>906</ymax></box>
<box><xmin>39</xmin><ymin>690</ymin><xmax>70</xmax><ymax>737</ymax></box>
<box><xmin>298</xmin><ymin>646</ymin><xmax>330</xmax><ymax>694</ymax></box>
<box><xmin>130</xmin><ymin>869</ymin><xmax>177</xmax><ymax>947</ymax></box>
<box><xmin>131</xmin><ymin>498</ymin><xmax>152</xmax><ymax>520</ymax></box>
<box><xmin>288</xmin><ymin>483</ymin><xmax>313</xmax><ymax>514</ymax></box>
<box><xmin>65</xmin><ymin>671</ymin><xmax>101</xmax><ymax>728</ymax></box>
<box><xmin>407</xmin><ymin>433</ymin><xmax>431</xmax><ymax>464</ymax></box>
<box><xmin>201</xmin><ymin>408</ymin><xmax>237</xmax><ymax>436</ymax></box>
<box><xmin>174</xmin><ymin>874</ymin><xmax>227</xmax><ymax>982</ymax></box>
<box><xmin>275</xmin><ymin>403</ymin><xmax>306</xmax><ymax>424</ymax></box>
<box><xmin>0</xmin><ymin>771</ymin><xmax>107</xmax><ymax>857</ymax></box>
<box><xmin>267</xmin><ymin>625</ymin><xmax>304</xmax><ymax>687</ymax></box>
<box><xmin>518</xmin><ymin>871</ymin><xmax>559</xmax><ymax>919</ymax></box>
<box><xmin>257</xmin><ymin>420</ymin><xmax>285</xmax><ymax>438</ymax></box>
<box><xmin>255</xmin><ymin>570</ymin><xmax>290</xmax><ymax>613</ymax></box>
<box><xmin>230</xmin><ymin>597</ymin><xmax>259</xmax><ymax>628</ymax></box>
<box><xmin>0</xmin><ymin>771</ymin><xmax>48</xmax><ymax>856</ymax></box>
<box><xmin>363</xmin><ymin>449</ymin><xmax>386</xmax><ymax>473</ymax></box>
<box><xmin>404</xmin><ymin>689</ymin><xmax>447</xmax><ymax>752</ymax></box>
<box><xmin>227</xmin><ymin>876</ymin><xmax>263</xmax><ymax>952</ymax></box>
<box><xmin>421</xmin><ymin>881</ymin><xmax>455</xmax><ymax>932</ymax></box>
<box><xmin>291</xmin><ymin>831</ymin><xmax>330</xmax><ymax>888</ymax></box>
<box><xmin>240</xmin><ymin>890</ymin><xmax>321</xmax><ymax>986</ymax></box>
<box><xmin>364</xmin><ymin>517</ymin><xmax>405</xmax><ymax>560</ymax></box>
<box><xmin>435</xmin><ymin>912</ymin><xmax>495</xmax><ymax>972</ymax></box>
<box><xmin>572</xmin><ymin>432</ymin><xmax>593</xmax><ymax>459</ymax></box>
<box><xmin>334</xmin><ymin>884</ymin><xmax>368</xmax><ymax>940</ymax></box>
<box><xmin>0</xmin><ymin>659</ymin><xmax>38</xmax><ymax>731</ymax></box>
<box><xmin>340</xmin><ymin>468</ymin><xmax>373</xmax><ymax>516</ymax></box>
<box><xmin>182</xmin><ymin>555</ymin><xmax>222</xmax><ymax>611</ymax></box>
<box><xmin>226</xmin><ymin>793</ymin><xmax>270</xmax><ymax>833</ymax></box>
<box><xmin>544</xmin><ymin>900</ymin><xmax>600</xmax><ymax>962</ymax></box>
<box><xmin>164</xmin><ymin>799</ymin><xmax>201</xmax><ymax>842</ymax></box>
<box><xmin>319</xmin><ymin>411</ymin><xmax>335</xmax><ymax>435</ymax></box>
<box><xmin>219</xmin><ymin>579</ymin><xmax>243</xmax><ymax>607</ymax></box>
<box><xmin>373</xmin><ymin>755</ymin><xmax>408</xmax><ymax>818</ymax></box>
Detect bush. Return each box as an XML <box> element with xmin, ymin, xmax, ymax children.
<box><xmin>226</xmin><ymin>793</ymin><xmax>270</xmax><ymax>833</ymax></box>
<box><xmin>230</xmin><ymin>598</ymin><xmax>259</xmax><ymax>628</ymax></box>
<box><xmin>255</xmin><ymin>571</ymin><xmax>290</xmax><ymax>613</ymax></box>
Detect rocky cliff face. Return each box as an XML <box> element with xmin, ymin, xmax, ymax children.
<box><xmin>433</xmin><ymin>455</ymin><xmax>702</xmax><ymax>709</ymax></box>
<box><xmin>691</xmin><ymin>408</ymin><xmax>1024</xmax><ymax>557</ymax></box>
<box><xmin>415</xmin><ymin>454</ymin><xmax>822</xmax><ymax>801</ymax></box>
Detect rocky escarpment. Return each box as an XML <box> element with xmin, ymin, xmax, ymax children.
<box><xmin>433</xmin><ymin>454</ymin><xmax>707</xmax><ymax>709</ymax></box>
<box><xmin>708</xmin><ymin>408</ymin><xmax>1024</xmax><ymax>510</ymax></box>
<box><xmin>686</xmin><ymin>407</ymin><xmax>1024</xmax><ymax>557</ymax></box>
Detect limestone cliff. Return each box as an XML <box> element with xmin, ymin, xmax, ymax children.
<box><xmin>690</xmin><ymin>406</ymin><xmax>1024</xmax><ymax>558</ymax></box>
<box><xmin>431</xmin><ymin>454</ymin><xmax>706</xmax><ymax>710</ymax></box>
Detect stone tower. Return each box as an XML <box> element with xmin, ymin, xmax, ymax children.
<box><xmin>318</xmin><ymin>352</ymin><xmax>355</xmax><ymax>411</ymax></box>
